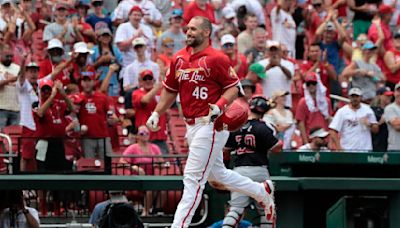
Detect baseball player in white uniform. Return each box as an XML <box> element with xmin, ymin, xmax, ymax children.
<box><xmin>146</xmin><ymin>16</ymin><xmax>275</xmax><ymax>228</ymax></box>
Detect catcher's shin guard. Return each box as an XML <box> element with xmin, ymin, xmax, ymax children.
<box><xmin>222</xmin><ymin>207</ymin><xmax>244</xmax><ymax>228</ymax></box>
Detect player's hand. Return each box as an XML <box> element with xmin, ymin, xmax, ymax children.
<box><xmin>146</xmin><ymin>112</ymin><xmax>160</xmax><ymax>132</ymax></box>
<box><xmin>208</xmin><ymin>104</ymin><xmax>222</xmax><ymax>123</ymax></box>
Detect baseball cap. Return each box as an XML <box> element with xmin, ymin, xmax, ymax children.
<box><xmin>220</xmin><ymin>34</ymin><xmax>236</xmax><ymax>46</ymax></box>
<box><xmin>81</xmin><ymin>71</ymin><xmax>95</xmax><ymax>80</ymax></box>
<box><xmin>395</xmin><ymin>83</ymin><xmax>400</xmax><ymax>90</ymax></box>
<box><xmin>55</xmin><ymin>3</ymin><xmax>69</xmax><ymax>10</ymax></box>
<box><xmin>129</xmin><ymin>5</ymin><xmax>143</xmax><ymax>15</ymax></box>
<box><xmin>222</xmin><ymin>6</ymin><xmax>236</xmax><ymax>19</ymax></box>
<box><xmin>394</xmin><ymin>29</ymin><xmax>400</xmax><ymax>39</ymax></box>
<box><xmin>162</xmin><ymin>37</ymin><xmax>174</xmax><ymax>46</ymax></box>
<box><xmin>249</xmin><ymin>62</ymin><xmax>266</xmax><ymax>79</ymax></box>
<box><xmin>171</xmin><ymin>8</ymin><xmax>183</xmax><ymax>18</ymax></box>
<box><xmin>75</xmin><ymin>0</ymin><xmax>90</xmax><ymax>8</ymax></box>
<box><xmin>96</xmin><ymin>27</ymin><xmax>112</xmax><ymax>36</ymax></box>
<box><xmin>272</xmin><ymin>90</ymin><xmax>289</xmax><ymax>100</ymax></box>
<box><xmin>70</xmin><ymin>42</ymin><xmax>94</xmax><ymax>55</ymax></box>
<box><xmin>309</xmin><ymin>128</ymin><xmax>329</xmax><ymax>139</ymax></box>
<box><xmin>94</xmin><ymin>21</ymin><xmax>112</xmax><ymax>36</ymax></box>
<box><xmin>68</xmin><ymin>94</ymin><xmax>84</xmax><ymax>104</ymax></box>
<box><xmin>240</xmin><ymin>79</ymin><xmax>255</xmax><ymax>92</ymax></box>
<box><xmin>325</xmin><ymin>21</ymin><xmax>336</xmax><ymax>31</ymax></box>
<box><xmin>46</xmin><ymin>38</ymin><xmax>64</xmax><ymax>50</ymax></box>
<box><xmin>356</xmin><ymin>34</ymin><xmax>368</xmax><ymax>42</ymax></box>
<box><xmin>139</xmin><ymin>69</ymin><xmax>153</xmax><ymax>78</ymax></box>
<box><xmin>267</xmin><ymin>40</ymin><xmax>280</xmax><ymax>49</ymax></box>
<box><xmin>379</xmin><ymin>4</ymin><xmax>394</xmax><ymax>14</ymax></box>
<box><xmin>376</xmin><ymin>87</ymin><xmax>394</xmax><ymax>96</ymax></box>
<box><xmin>132</xmin><ymin>37</ymin><xmax>146</xmax><ymax>47</ymax></box>
<box><xmin>26</xmin><ymin>62</ymin><xmax>39</xmax><ymax>68</ymax></box>
<box><xmin>362</xmin><ymin>40</ymin><xmax>377</xmax><ymax>50</ymax></box>
<box><xmin>1</xmin><ymin>0</ymin><xmax>10</xmax><ymax>5</ymax></box>
<box><xmin>348</xmin><ymin>87</ymin><xmax>363</xmax><ymax>96</ymax></box>
<box><xmin>39</xmin><ymin>79</ymin><xmax>54</xmax><ymax>90</ymax></box>
<box><xmin>305</xmin><ymin>72</ymin><xmax>318</xmax><ymax>82</ymax></box>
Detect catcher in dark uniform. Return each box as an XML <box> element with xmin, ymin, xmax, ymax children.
<box><xmin>222</xmin><ymin>95</ymin><xmax>282</xmax><ymax>228</ymax></box>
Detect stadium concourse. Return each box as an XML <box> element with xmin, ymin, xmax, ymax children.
<box><xmin>1</xmin><ymin>0</ymin><xmax>400</xmax><ymax>227</ymax></box>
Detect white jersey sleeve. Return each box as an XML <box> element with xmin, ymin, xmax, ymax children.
<box><xmin>329</xmin><ymin>107</ymin><xmax>344</xmax><ymax>132</ymax></box>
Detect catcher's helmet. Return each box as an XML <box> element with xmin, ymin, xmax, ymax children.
<box><xmin>214</xmin><ymin>101</ymin><xmax>248</xmax><ymax>132</ymax></box>
<box><xmin>249</xmin><ymin>95</ymin><xmax>271</xmax><ymax>115</ymax></box>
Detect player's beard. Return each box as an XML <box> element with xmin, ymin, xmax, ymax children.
<box><xmin>186</xmin><ymin>34</ymin><xmax>204</xmax><ymax>48</ymax></box>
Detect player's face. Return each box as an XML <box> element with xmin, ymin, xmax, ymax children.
<box><xmin>186</xmin><ymin>18</ymin><xmax>208</xmax><ymax>47</ymax></box>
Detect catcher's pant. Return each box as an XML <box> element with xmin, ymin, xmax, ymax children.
<box><xmin>222</xmin><ymin>166</ymin><xmax>271</xmax><ymax>228</ymax></box>
<box><xmin>171</xmin><ymin>123</ymin><xmax>267</xmax><ymax>228</ymax></box>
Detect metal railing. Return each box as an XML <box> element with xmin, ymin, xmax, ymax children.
<box><xmin>0</xmin><ymin>132</ymin><xmax>17</xmax><ymax>174</ymax></box>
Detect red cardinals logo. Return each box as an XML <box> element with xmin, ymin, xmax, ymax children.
<box><xmin>197</xmin><ymin>56</ymin><xmax>210</xmax><ymax>77</ymax></box>
<box><xmin>174</xmin><ymin>57</ymin><xmax>210</xmax><ymax>84</ymax></box>
<box><xmin>229</xmin><ymin>66</ymin><xmax>238</xmax><ymax>79</ymax></box>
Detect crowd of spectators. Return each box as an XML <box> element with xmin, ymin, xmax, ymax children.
<box><xmin>2</xmin><ymin>0</ymin><xmax>400</xmax><ymax>177</ymax></box>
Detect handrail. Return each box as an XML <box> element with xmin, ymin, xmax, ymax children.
<box><xmin>330</xmin><ymin>94</ymin><xmax>350</xmax><ymax>103</ymax></box>
<box><xmin>108</xmin><ymin>154</ymin><xmax>188</xmax><ymax>158</ymax></box>
<box><xmin>0</xmin><ymin>133</ymin><xmax>14</xmax><ymax>174</ymax></box>
<box><xmin>41</xmin><ymin>223</ymin><xmax>92</xmax><ymax>228</ymax></box>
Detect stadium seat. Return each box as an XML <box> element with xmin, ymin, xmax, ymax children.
<box><xmin>76</xmin><ymin>158</ymin><xmax>104</xmax><ymax>172</ymax></box>
<box><xmin>2</xmin><ymin>125</ymin><xmax>22</xmax><ymax>153</ymax></box>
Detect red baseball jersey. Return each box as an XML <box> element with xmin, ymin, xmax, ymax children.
<box><xmin>132</xmin><ymin>88</ymin><xmax>167</xmax><ymax>141</ymax></box>
<box><xmin>163</xmin><ymin>46</ymin><xmax>239</xmax><ymax>119</ymax></box>
<box><xmin>38</xmin><ymin>59</ymin><xmax>71</xmax><ymax>85</ymax></box>
<box><xmin>383</xmin><ymin>48</ymin><xmax>400</xmax><ymax>84</ymax></box>
<box><xmin>33</xmin><ymin>100</ymin><xmax>68</xmax><ymax>138</ymax></box>
<box><xmin>300</xmin><ymin>60</ymin><xmax>331</xmax><ymax>95</ymax></box>
<box><xmin>78</xmin><ymin>91</ymin><xmax>110</xmax><ymax>138</ymax></box>
<box><xmin>183</xmin><ymin>2</ymin><xmax>216</xmax><ymax>25</ymax></box>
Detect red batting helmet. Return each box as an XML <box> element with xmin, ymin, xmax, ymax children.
<box><xmin>214</xmin><ymin>101</ymin><xmax>249</xmax><ymax>132</ymax></box>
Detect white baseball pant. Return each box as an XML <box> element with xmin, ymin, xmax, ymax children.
<box><xmin>223</xmin><ymin>166</ymin><xmax>271</xmax><ymax>228</ymax></box>
<box><xmin>171</xmin><ymin>123</ymin><xmax>269</xmax><ymax>228</ymax></box>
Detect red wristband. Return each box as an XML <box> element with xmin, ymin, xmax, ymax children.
<box><xmin>216</xmin><ymin>97</ymin><xmax>228</xmax><ymax>111</ymax></box>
